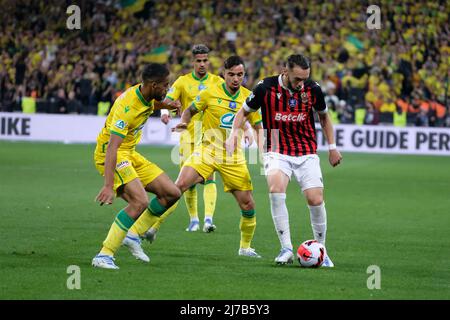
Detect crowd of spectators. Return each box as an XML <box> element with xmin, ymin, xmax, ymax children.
<box><xmin>0</xmin><ymin>0</ymin><xmax>448</xmax><ymax>127</ymax></box>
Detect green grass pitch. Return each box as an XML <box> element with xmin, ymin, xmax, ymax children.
<box><xmin>0</xmin><ymin>141</ymin><xmax>449</xmax><ymax>300</ymax></box>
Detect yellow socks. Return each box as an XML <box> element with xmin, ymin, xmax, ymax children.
<box><xmin>239</xmin><ymin>210</ymin><xmax>256</xmax><ymax>249</ymax></box>
<box><xmin>100</xmin><ymin>209</ymin><xmax>135</xmax><ymax>256</ymax></box>
<box><xmin>147</xmin><ymin>201</ymin><xmax>179</xmax><ymax>232</ymax></box>
<box><xmin>203</xmin><ymin>180</ymin><xmax>217</xmax><ymax>221</ymax></box>
<box><xmin>128</xmin><ymin>208</ymin><xmax>160</xmax><ymax>237</ymax></box>
<box><xmin>184</xmin><ymin>186</ymin><xmax>198</xmax><ymax>221</ymax></box>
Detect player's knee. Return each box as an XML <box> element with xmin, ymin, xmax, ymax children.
<box><xmin>175</xmin><ymin>179</ymin><xmax>190</xmax><ymax>193</ymax></box>
<box><xmin>240</xmin><ymin>198</ymin><xmax>255</xmax><ymax>211</ymax></box>
<box><xmin>269</xmin><ymin>185</ymin><xmax>285</xmax><ymax>193</ymax></box>
<box><xmin>167</xmin><ymin>186</ymin><xmax>182</xmax><ymax>202</ymax></box>
<box><xmin>307</xmin><ymin>196</ymin><xmax>323</xmax><ymax>207</ymax></box>
<box><xmin>133</xmin><ymin>197</ymin><xmax>150</xmax><ymax>213</ymax></box>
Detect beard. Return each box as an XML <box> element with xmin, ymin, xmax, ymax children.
<box><xmin>288</xmin><ymin>81</ymin><xmax>301</xmax><ymax>92</ymax></box>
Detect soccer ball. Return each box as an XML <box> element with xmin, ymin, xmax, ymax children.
<box><xmin>297</xmin><ymin>240</ymin><xmax>326</xmax><ymax>268</ymax></box>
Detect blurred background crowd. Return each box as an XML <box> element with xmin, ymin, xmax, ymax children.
<box><xmin>0</xmin><ymin>0</ymin><xmax>449</xmax><ymax>127</ymax></box>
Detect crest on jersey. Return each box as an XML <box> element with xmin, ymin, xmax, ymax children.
<box><xmin>289</xmin><ymin>98</ymin><xmax>297</xmax><ymax>108</ymax></box>
<box><xmin>115</xmin><ymin>120</ymin><xmax>126</xmax><ymax>130</ymax></box>
<box><xmin>229</xmin><ymin>101</ymin><xmax>237</xmax><ymax>110</ymax></box>
<box><xmin>301</xmin><ymin>92</ymin><xmax>308</xmax><ymax>104</ymax></box>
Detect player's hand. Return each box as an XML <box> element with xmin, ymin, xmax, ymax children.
<box><xmin>244</xmin><ymin>129</ymin><xmax>254</xmax><ymax>146</ymax></box>
<box><xmin>172</xmin><ymin>122</ymin><xmax>188</xmax><ymax>132</ymax></box>
<box><xmin>161</xmin><ymin>114</ymin><xmax>171</xmax><ymax>125</ymax></box>
<box><xmin>225</xmin><ymin>134</ymin><xmax>239</xmax><ymax>155</ymax></box>
<box><xmin>329</xmin><ymin>149</ymin><xmax>342</xmax><ymax>167</ymax></box>
<box><xmin>95</xmin><ymin>186</ymin><xmax>115</xmax><ymax>206</ymax></box>
<box><xmin>167</xmin><ymin>100</ymin><xmax>182</xmax><ymax>116</ymax></box>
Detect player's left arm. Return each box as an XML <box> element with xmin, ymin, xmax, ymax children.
<box><xmin>314</xmin><ymin>83</ymin><xmax>342</xmax><ymax>167</ymax></box>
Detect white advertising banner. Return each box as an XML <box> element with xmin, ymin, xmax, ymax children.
<box><xmin>1</xmin><ymin>112</ymin><xmax>449</xmax><ymax>156</ymax></box>
<box><xmin>316</xmin><ymin>125</ymin><xmax>450</xmax><ymax>156</ymax></box>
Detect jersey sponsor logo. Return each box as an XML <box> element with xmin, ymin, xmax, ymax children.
<box><xmin>277</xmin><ymin>93</ymin><xmax>281</xmax><ymax>99</ymax></box>
<box><xmin>247</xmin><ymin>92</ymin><xmax>255</xmax><ymax>102</ymax></box>
<box><xmin>115</xmin><ymin>120</ymin><xmax>126</xmax><ymax>130</ymax></box>
<box><xmin>124</xmin><ymin>106</ymin><xmax>130</xmax><ymax>113</ymax></box>
<box><xmin>218</xmin><ymin>98</ymin><xmax>222</xmax><ymax>104</ymax></box>
<box><xmin>116</xmin><ymin>160</ymin><xmax>130</xmax><ymax>169</ymax></box>
<box><xmin>219</xmin><ymin>112</ymin><xmax>236</xmax><ymax>129</ymax></box>
<box><xmin>257</xmin><ymin>80</ymin><xmax>264</xmax><ymax>85</ymax></box>
<box><xmin>274</xmin><ymin>112</ymin><xmax>307</xmax><ymax>122</ymax></box>
<box><xmin>229</xmin><ymin>101</ymin><xmax>237</xmax><ymax>109</ymax></box>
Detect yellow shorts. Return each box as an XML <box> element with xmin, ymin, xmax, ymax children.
<box><xmin>183</xmin><ymin>145</ymin><xmax>252</xmax><ymax>192</ymax></box>
<box><xmin>94</xmin><ymin>149</ymin><xmax>164</xmax><ymax>193</ymax></box>
<box><xmin>180</xmin><ymin>142</ymin><xmax>216</xmax><ymax>181</ymax></box>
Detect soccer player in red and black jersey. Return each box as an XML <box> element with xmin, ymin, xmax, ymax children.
<box><xmin>226</xmin><ymin>54</ymin><xmax>342</xmax><ymax>266</ymax></box>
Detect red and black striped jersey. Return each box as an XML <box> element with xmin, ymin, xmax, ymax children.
<box><xmin>244</xmin><ymin>75</ymin><xmax>327</xmax><ymax>156</ymax></box>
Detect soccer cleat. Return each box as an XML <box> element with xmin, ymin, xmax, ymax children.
<box><xmin>185</xmin><ymin>220</ymin><xmax>200</xmax><ymax>232</ymax></box>
<box><xmin>238</xmin><ymin>247</ymin><xmax>262</xmax><ymax>258</ymax></box>
<box><xmin>92</xmin><ymin>254</ymin><xmax>119</xmax><ymax>270</ymax></box>
<box><xmin>275</xmin><ymin>247</ymin><xmax>294</xmax><ymax>265</ymax></box>
<box><xmin>203</xmin><ymin>219</ymin><xmax>216</xmax><ymax>233</ymax></box>
<box><xmin>322</xmin><ymin>254</ymin><xmax>334</xmax><ymax>268</ymax></box>
<box><xmin>143</xmin><ymin>227</ymin><xmax>158</xmax><ymax>244</ymax></box>
<box><xmin>122</xmin><ymin>234</ymin><xmax>150</xmax><ymax>262</ymax></box>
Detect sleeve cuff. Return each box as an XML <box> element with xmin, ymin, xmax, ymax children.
<box><xmin>315</xmin><ymin>106</ymin><xmax>328</xmax><ymax>114</ymax></box>
<box><xmin>110</xmin><ymin>130</ymin><xmax>125</xmax><ymax>138</ymax></box>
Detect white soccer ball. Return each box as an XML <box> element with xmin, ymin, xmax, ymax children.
<box><xmin>297</xmin><ymin>240</ymin><xmax>326</xmax><ymax>268</ymax></box>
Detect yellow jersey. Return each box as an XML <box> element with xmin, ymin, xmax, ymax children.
<box><xmin>96</xmin><ymin>84</ymin><xmax>155</xmax><ymax>153</ymax></box>
<box><xmin>166</xmin><ymin>72</ymin><xmax>224</xmax><ymax>144</ymax></box>
<box><xmin>191</xmin><ymin>82</ymin><xmax>262</xmax><ymax>160</ymax></box>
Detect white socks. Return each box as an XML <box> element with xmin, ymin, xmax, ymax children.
<box><xmin>269</xmin><ymin>193</ymin><xmax>293</xmax><ymax>250</ymax></box>
<box><xmin>308</xmin><ymin>202</ymin><xmax>327</xmax><ymax>245</ymax></box>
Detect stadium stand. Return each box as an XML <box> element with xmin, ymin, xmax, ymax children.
<box><xmin>0</xmin><ymin>0</ymin><xmax>448</xmax><ymax>127</ymax></box>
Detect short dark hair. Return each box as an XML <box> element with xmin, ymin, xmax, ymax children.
<box><xmin>286</xmin><ymin>54</ymin><xmax>311</xmax><ymax>70</ymax></box>
<box><xmin>141</xmin><ymin>63</ymin><xmax>169</xmax><ymax>83</ymax></box>
<box><xmin>192</xmin><ymin>44</ymin><xmax>210</xmax><ymax>55</ymax></box>
<box><xmin>223</xmin><ymin>55</ymin><xmax>245</xmax><ymax>70</ymax></box>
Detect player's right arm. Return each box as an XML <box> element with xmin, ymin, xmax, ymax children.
<box><xmin>95</xmin><ymin>133</ymin><xmax>123</xmax><ymax>205</ymax></box>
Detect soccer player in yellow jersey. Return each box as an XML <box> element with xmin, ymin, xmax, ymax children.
<box><xmin>173</xmin><ymin>56</ymin><xmax>263</xmax><ymax>258</ymax></box>
<box><xmin>92</xmin><ymin>63</ymin><xmax>182</xmax><ymax>269</ymax></box>
<box><xmin>158</xmin><ymin>44</ymin><xmax>224</xmax><ymax>233</ymax></box>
